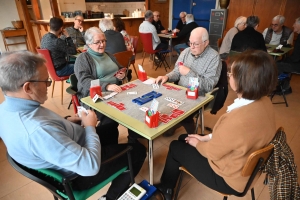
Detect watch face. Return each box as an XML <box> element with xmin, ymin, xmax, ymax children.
<box><xmin>130</xmin><ymin>186</ymin><xmax>141</xmax><ymax>197</ymax></box>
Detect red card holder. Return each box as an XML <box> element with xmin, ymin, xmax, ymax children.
<box><xmin>145</xmin><ymin>111</ymin><xmax>159</xmax><ymax>128</ymax></box>
<box><xmin>138</xmin><ymin>71</ymin><xmax>147</xmax><ymax>82</ymax></box>
<box><xmin>186</xmin><ymin>88</ymin><xmax>198</xmax><ymax>99</ymax></box>
<box><xmin>90</xmin><ymin>86</ymin><xmax>102</xmax><ymax>98</ymax></box>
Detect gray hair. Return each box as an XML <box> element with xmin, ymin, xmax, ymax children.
<box><xmin>85</xmin><ymin>27</ymin><xmax>105</xmax><ymax>45</ymax></box>
<box><xmin>0</xmin><ymin>51</ymin><xmax>45</xmax><ymax>92</ymax></box>
<box><xmin>273</xmin><ymin>15</ymin><xmax>285</xmax><ymax>25</ymax></box>
<box><xmin>179</xmin><ymin>12</ymin><xmax>187</xmax><ymax>17</ymax></box>
<box><xmin>202</xmin><ymin>29</ymin><xmax>209</xmax><ymax>42</ymax></box>
<box><xmin>234</xmin><ymin>16</ymin><xmax>247</xmax><ymax>27</ymax></box>
<box><xmin>185</xmin><ymin>14</ymin><xmax>194</xmax><ymax>23</ymax></box>
<box><xmin>144</xmin><ymin>10</ymin><xmax>153</xmax><ymax>20</ymax></box>
<box><xmin>99</xmin><ymin>19</ymin><xmax>114</xmax><ymax>32</ymax></box>
<box><xmin>246</xmin><ymin>16</ymin><xmax>260</xmax><ymax>28</ymax></box>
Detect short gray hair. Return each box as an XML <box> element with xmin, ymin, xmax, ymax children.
<box><xmin>99</xmin><ymin>19</ymin><xmax>114</xmax><ymax>32</ymax></box>
<box><xmin>179</xmin><ymin>12</ymin><xmax>187</xmax><ymax>17</ymax></box>
<box><xmin>273</xmin><ymin>15</ymin><xmax>285</xmax><ymax>25</ymax></box>
<box><xmin>246</xmin><ymin>16</ymin><xmax>260</xmax><ymax>28</ymax></box>
<box><xmin>85</xmin><ymin>27</ymin><xmax>105</xmax><ymax>45</ymax></box>
<box><xmin>144</xmin><ymin>10</ymin><xmax>153</xmax><ymax>20</ymax></box>
<box><xmin>185</xmin><ymin>14</ymin><xmax>194</xmax><ymax>23</ymax></box>
<box><xmin>234</xmin><ymin>16</ymin><xmax>247</xmax><ymax>27</ymax></box>
<box><xmin>0</xmin><ymin>51</ymin><xmax>45</xmax><ymax>92</ymax></box>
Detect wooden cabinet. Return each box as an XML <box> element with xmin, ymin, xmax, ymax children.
<box><xmin>0</xmin><ymin>29</ymin><xmax>28</xmax><ymax>51</ymax></box>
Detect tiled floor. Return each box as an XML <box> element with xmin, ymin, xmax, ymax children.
<box><xmin>0</xmin><ymin>52</ymin><xmax>300</xmax><ymax>200</ymax></box>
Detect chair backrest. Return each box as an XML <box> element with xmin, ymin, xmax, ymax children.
<box><xmin>36</xmin><ymin>46</ymin><xmax>68</xmax><ymax>81</ymax></box>
<box><xmin>139</xmin><ymin>32</ymin><xmax>157</xmax><ymax>54</ymax></box>
<box><xmin>130</xmin><ymin>35</ymin><xmax>139</xmax><ymax>55</ymax></box>
<box><xmin>69</xmin><ymin>74</ymin><xmax>78</xmax><ymax>91</ymax></box>
<box><xmin>114</xmin><ymin>51</ymin><xmax>133</xmax><ymax>69</ymax></box>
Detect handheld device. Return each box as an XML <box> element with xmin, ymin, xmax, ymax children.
<box><xmin>118</xmin><ymin>183</ymin><xmax>146</xmax><ymax>200</ymax></box>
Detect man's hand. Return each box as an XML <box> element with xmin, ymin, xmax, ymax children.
<box><xmin>107</xmin><ymin>84</ymin><xmax>122</xmax><ymax>93</ymax></box>
<box><xmin>155</xmin><ymin>76</ymin><xmax>168</xmax><ymax>85</ymax></box>
<box><xmin>67</xmin><ymin>114</ymin><xmax>81</xmax><ymax>124</ymax></box>
<box><xmin>178</xmin><ymin>65</ymin><xmax>190</xmax><ymax>76</ymax></box>
<box><xmin>173</xmin><ymin>28</ymin><xmax>180</xmax><ymax>33</ymax></box>
<box><xmin>79</xmin><ymin>26</ymin><xmax>84</xmax><ymax>32</ymax></box>
<box><xmin>81</xmin><ymin>110</ymin><xmax>97</xmax><ymax>127</ymax></box>
<box><xmin>161</xmin><ymin>30</ymin><xmax>168</xmax><ymax>34</ymax></box>
<box><xmin>62</xmin><ymin>29</ymin><xmax>69</xmax><ymax>37</ymax></box>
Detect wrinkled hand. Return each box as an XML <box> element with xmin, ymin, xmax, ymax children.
<box><xmin>107</xmin><ymin>84</ymin><xmax>122</xmax><ymax>93</ymax></box>
<box><xmin>161</xmin><ymin>30</ymin><xmax>168</xmax><ymax>34</ymax></box>
<box><xmin>79</xmin><ymin>26</ymin><xmax>84</xmax><ymax>32</ymax></box>
<box><xmin>178</xmin><ymin>65</ymin><xmax>190</xmax><ymax>76</ymax></box>
<box><xmin>81</xmin><ymin>110</ymin><xmax>97</xmax><ymax>127</ymax></box>
<box><xmin>155</xmin><ymin>76</ymin><xmax>168</xmax><ymax>85</ymax></box>
<box><xmin>116</xmin><ymin>72</ymin><xmax>126</xmax><ymax>80</ymax></box>
<box><xmin>185</xmin><ymin>134</ymin><xmax>211</xmax><ymax>147</ymax></box>
<box><xmin>173</xmin><ymin>28</ymin><xmax>179</xmax><ymax>33</ymax></box>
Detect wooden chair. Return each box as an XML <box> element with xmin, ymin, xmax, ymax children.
<box><xmin>129</xmin><ymin>35</ymin><xmax>139</xmax><ymax>77</ymax></box>
<box><xmin>113</xmin><ymin>51</ymin><xmax>133</xmax><ymax>83</ymax></box>
<box><xmin>36</xmin><ymin>46</ymin><xmax>69</xmax><ymax>105</ymax></box>
<box><xmin>174</xmin><ymin>144</ymin><xmax>274</xmax><ymax>200</ymax></box>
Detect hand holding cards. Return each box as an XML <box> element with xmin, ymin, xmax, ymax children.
<box><xmin>77</xmin><ymin>106</ymin><xmax>89</xmax><ymax>117</ymax></box>
<box><xmin>114</xmin><ymin>68</ymin><xmax>127</xmax><ymax>79</ymax></box>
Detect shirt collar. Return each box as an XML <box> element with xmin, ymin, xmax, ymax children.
<box><xmin>2</xmin><ymin>95</ymin><xmax>40</xmax><ymax>112</ymax></box>
<box><xmin>226</xmin><ymin>98</ymin><xmax>254</xmax><ymax>113</ymax></box>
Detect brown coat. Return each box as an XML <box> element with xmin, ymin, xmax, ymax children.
<box><xmin>197</xmin><ymin>96</ymin><xmax>276</xmax><ymax>192</ymax></box>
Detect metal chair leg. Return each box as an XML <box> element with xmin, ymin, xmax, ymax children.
<box><xmin>67</xmin><ymin>100</ymin><xmax>72</xmax><ymax>109</ymax></box>
<box><xmin>251</xmin><ymin>188</ymin><xmax>255</xmax><ymax>200</ymax></box>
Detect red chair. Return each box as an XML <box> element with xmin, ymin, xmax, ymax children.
<box><xmin>129</xmin><ymin>35</ymin><xmax>139</xmax><ymax>77</ymax></box>
<box><xmin>36</xmin><ymin>46</ymin><xmax>69</xmax><ymax>105</ymax></box>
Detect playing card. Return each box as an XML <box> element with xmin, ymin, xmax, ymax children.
<box><xmin>152</xmin><ymin>84</ymin><xmax>159</xmax><ymax>89</ymax></box>
<box><xmin>127</xmin><ymin>91</ymin><xmax>137</xmax><ymax>95</ymax></box>
<box><xmin>139</xmin><ymin>107</ymin><xmax>148</xmax><ymax>112</ymax></box>
<box><xmin>113</xmin><ymin>68</ymin><xmax>127</xmax><ymax>77</ymax></box>
<box><xmin>169</xmin><ymin>113</ymin><xmax>179</xmax><ymax>119</ymax></box>
<box><xmin>77</xmin><ymin>106</ymin><xmax>88</xmax><ymax>117</ymax></box>
<box><xmin>167</xmin><ymin>103</ymin><xmax>179</xmax><ymax>109</ymax></box>
<box><xmin>172</xmin><ymin>109</ymin><xmax>185</xmax><ymax>115</ymax></box>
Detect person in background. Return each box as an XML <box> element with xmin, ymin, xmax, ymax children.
<box><xmin>0</xmin><ymin>51</ymin><xmax>146</xmax><ymax>200</ymax></box>
<box><xmin>173</xmin><ymin>11</ymin><xmax>187</xmax><ymax>33</ymax></box>
<box><xmin>173</xmin><ymin>14</ymin><xmax>198</xmax><ymax>55</ymax></box>
<box><xmin>112</xmin><ymin>17</ymin><xmax>134</xmax><ymax>54</ymax></box>
<box><xmin>152</xmin><ymin>11</ymin><xmax>168</xmax><ymax>34</ymax></box>
<box><xmin>219</xmin><ymin>16</ymin><xmax>247</xmax><ymax>60</ymax></box>
<box><xmin>263</xmin><ymin>15</ymin><xmax>294</xmax><ymax>46</ymax></box>
<box><xmin>155</xmin><ymin>27</ymin><xmax>221</xmax><ymax>137</ymax></box>
<box><xmin>61</xmin><ymin>15</ymin><xmax>86</xmax><ymax>47</ymax></box>
<box><xmin>231</xmin><ymin>16</ymin><xmax>267</xmax><ymax>52</ymax></box>
<box><xmin>41</xmin><ymin>17</ymin><xmax>77</xmax><ymax>76</ymax></box>
<box><xmin>99</xmin><ymin>18</ymin><xmax>127</xmax><ymax>55</ymax></box>
<box><xmin>154</xmin><ymin>50</ymin><xmax>277</xmax><ymax>200</ymax></box>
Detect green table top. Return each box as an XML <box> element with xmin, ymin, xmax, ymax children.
<box><xmin>81</xmin><ymin>80</ymin><xmax>213</xmax><ymax>140</ymax></box>
<box><xmin>266</xmin><ymin>44</ymin><xmax>293</xmax><ymax>57</ymax></box>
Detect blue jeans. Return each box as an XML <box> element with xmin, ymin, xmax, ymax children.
<box><xmin>56</xmin><ymin>63</ymin><xmax>74</xmax><ymax>76</ymax></box>
<box><xmin>174</xmin><ymin>43</ymin><xmax>189</xmax><ymax>54</ymax></box>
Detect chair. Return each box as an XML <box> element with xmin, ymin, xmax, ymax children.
<box><xmin>174</xmin><ymin>143</ymin><xmax>274</xmax><ymax>200</ymax></box>
<box><xmin>66</xmin><ymin>74</ymin><xmax>80</xmax><ymax>114</ymax></box>
<box><xmin>139</xmin><ymin>32</ymin><xmax>171</xmax><ymax>72</ymax></box>
<box><xmin>129</xmin><ymin>35</ymin><xmax>139</xmax><ymax>77</ymax></box>
<box><xmin>269</xmin><ymin>73</ymin><xmax>290</xmax><ymax>107</ymax></box>
<box><xmin>113</xmin><ymin>51</ymin><xmax>134</xmax><ymax>83</ymax></box>
<box><xmin>36</xmin><ymin>46</ymin><xmax>69</xmax><ymax>105</ymax></box>
<box><xmin>7</xmin><ymin>146</ymin><xmax>135</xmax><ymax>200</ymax></box>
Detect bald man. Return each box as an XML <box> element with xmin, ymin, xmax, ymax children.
<box><xmin>155</xmin><ymin>27</ymin><xmax>222</xmax><ymax>136</ymax></box>
<box><xmin>152</xmin><ymin>11</ymin><xmax>168</xmax><ymax>34</ymax></box>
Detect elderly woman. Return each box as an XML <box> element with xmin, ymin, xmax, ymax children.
<box><xmin>219</xmin><ymin>16</ymin><xmax>247</xmax><ymax>60</ymax></box>
<box><xmin>155</xmin><ymin>50</ymin><xmax>277</xmax><ymax>200</ymax></box>
<box><xmin>74</xmin><ymin>27</ymin><xmax>139</xmax><ymax>144</ymax></box>
<box><xmin>99</xmin><ymin>18</ymin><xmax>127</xmax><ymax>54</ymax></box>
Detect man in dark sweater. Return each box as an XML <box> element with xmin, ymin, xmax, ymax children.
<box><xmin>173</xmin><ymin>11</ymin><xmax>187</xmax><ymax>33</ymax></box>
<box><xmin>231</xmin><ymin>16</ymin><xmax>267</xmax><ymax>52</ymax></box>
<box><xmin>152</xmin><ymin>11</ymin><xmax>168</xmax><ymax>34</ymax></box>
<box><xmin>40</xmin><ymin>17</ymin><xmax>77</xmax><ymax>76</ymax></box>
<box><xmin>173</xmin><ymin>14</ymin><xmax>198</xmax><ymax>54</ymax></box>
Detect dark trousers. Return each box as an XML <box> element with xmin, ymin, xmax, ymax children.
<box><xmin>277</xmin><ymin>61</ymin><xmax>300</xmax><ymax>74</ymax></box>
<box><xmin>96</xmin><ymin>111</ymin><xmax>119</xmax><ymax>146</ymax></box>
<box><xmin>160</xmin><ymin>139</ymin><xmax>240</xmax><ymax>195</ymax></box>
<box><xmin>72</xmin><ymin>142</ymin><xmax>146</xmax><ymax>200</ymax></box>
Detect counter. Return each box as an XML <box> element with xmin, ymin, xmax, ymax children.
<box><xmin>32</xmin><ymin>17</ymin><xmax>144</xmax><ymax>52</ymax></box>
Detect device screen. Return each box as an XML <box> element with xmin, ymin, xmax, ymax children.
<box><xmin>130</xmin><ymin>186</ymin><xmax>141</xmax><ymax>196</ymax></box>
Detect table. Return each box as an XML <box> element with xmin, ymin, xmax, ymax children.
<box><xmin>0</xmin><ymin>29</ymin><xmax>28</xmax><ymax>51</ymax></box>
<box><xmin>266</xmin><ymin>44</ymin><xmax>293</xmax><ymax>60</ymax></box>
<box><xmin>158</xmin><ymin>33</ymin><xmax>177</xmax><ymax>64</ymax></box>
<box><xmin>81</xmin><ymin>79</ymin><xmax>213</xmax><ymax>184</ymax></box>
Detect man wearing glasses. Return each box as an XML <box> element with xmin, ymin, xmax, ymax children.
<box><xmin>155</xmin><ymin>27</ymin><xmax>221</xmax><ymax>136</ymax></box>
<box><xmin>61</xmin><ymin>15</ymin><xmax>86</xmax><ymax>47</ymax></box>
<box><xmin>263</xmin><ymin>15</ymin><xmax>293</xmax><ymax>46</ymax></box>
<box><xmin>152</xmin><ymin>11</ymin><xmax>168</xmax><ymax>34</ymax></box>
<box><xmin>173</xmin><ymin>11</ymin><xmax>187</xmax><ymax>33</ymax></box>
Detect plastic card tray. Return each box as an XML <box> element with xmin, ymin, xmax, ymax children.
<box><xmin>132</xmin><ymin>91</ymin><xmax>162</xmax><ymax>105</ymax></box>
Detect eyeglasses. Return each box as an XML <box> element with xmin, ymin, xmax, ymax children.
<box><xmin>92</xmin><ymin>40</ymin><xmax>107</xmax><ymax>45</ymax></box>
<box><xmin>227</xmin><ymin>72</ymin><xmax>233</xmax><ymax>78</ymax></box>
<box><xmin>21</xmin><ymin>78</ymin><xmax>52</xmax><ymax>87</ymax></box>
<box><xmin>75</xmin><ymin>19</ymin><xmax>84</xmax><ymax>23</ymax></box>
<box><xmin>180</xmin><ymin>16</ymin><xmax>186</xmax><ymax>19</ymax></box>
<box><xmin>271</xmin><ymin>24</ymin><xmax>278</xmax><ymax>27</ymax></box>
<box><xmin>188</xmin><ymin>41</ymin><xmax>206</xmax><ymax>47</ymax></box>
<box><xmin>154</xmin><ymin>15</ymin><xmax>160</xmax><ymax>17</ymax></box>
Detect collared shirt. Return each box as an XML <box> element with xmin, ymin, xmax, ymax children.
<box><xmin>139</xmin><ymin>20</ymin><xmax>161</xmax><ymax>49</ymax></box>
<box><xmin>227</xmin><ymin>98</ymin><xmax>254</xmax><ymax>113</ymax></box>
<box><xmin>166</xmin><ymin>46</ymin><xmax>221</xmax><ymax>95</ymax></box>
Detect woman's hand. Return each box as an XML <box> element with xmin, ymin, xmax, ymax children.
<box><xmin>185</xmin><ymin>134</ymin><xmax>211</xmax><ymax>147</ymax></box>
<box><xmin>106</xmin><ymin>84</ymin><xmax>122</xmax><ymax>93</ymax></box>
<box><xmin>115</xmin><ymin>71</ymin><xmax>126</xmax><ymax>80</ymax></box>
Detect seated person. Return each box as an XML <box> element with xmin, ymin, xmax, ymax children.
<box><xmin>74</xmin><ymin>27</ymin><xmax>141</xmax><ymax>143</ymax></box>
<box><xmin>263</xmin><ymin>15</ymin><xmax>294</xmax><ymax>46</ymax></box>
<box><xmin>231</xmin><ymin>16</ymin><xmax>267</xmax><ymax>52</ymax></box>
<box><xmin>41</xmin><ymin>17</ymin><xmax>77</xmax><ymax>76</ymax></box>
<box><xmin>219</xmin><ymin>16</ymin><xmax>247</xmax><ymax>60</ymax></box>
<box><xmin>173</xmin><ymin>14</ymin><xmax>198</xmax><ymax>55</ymax></box>
<box><xmin>0</xmin><ymin>51</ymin><xmax>146</xmax><ymax>200</ymax></box>
<box><xmin>112</xmin><ymin>17</ymin><xmax>134</xmax><ymax>54</ymax></box>
<box><xmin>276</xmin><ymin>17</ymin><xmax>300</xmax><ymax>94</ymax></box>
<box><xmin>155</xmin><ymin>27</ymin><xmax>221</xmax><ymax>137</ymax></box>
<box><xmin>61</xmin><ymin>15</ymin><xmax>86</xmax><ymax>47</ymax></box>
<box><xmin>99</xmin><ymin>18</ymin><xmax>127</xmax><ymax>55</ymax></box>
<box><xmin>173</xmin><ymin>11</ymin><xmax>187</xmax><ymax>33</ymax></box>
<box><xmin>155</xmin><ymin>50</ymin><xmax>277</xmax><ymax>200</ymax></box>
<box><xmin>152</xmin><ymin>11</ymin><xmax>168</xmax><ymax>34</ymax></box>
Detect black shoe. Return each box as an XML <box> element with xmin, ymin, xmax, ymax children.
<box><xmin>154</xmin><ymin>183</ymin><xmax>173</xmax><ymax>200</ymax></box>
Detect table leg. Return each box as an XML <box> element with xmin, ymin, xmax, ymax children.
<box><xmin>194</xmin><ymin>106</ymin><xmax>204</xmax><ymax>135</ymax></box>
<box><xmin>148</xmin><ymin>139</ymin><xmax>153</xmax><ymax>184</ymax></box>
<box><xmin>169</xmin><ymin>38</ymin><xmax>172</xmax><ymax>65</ymax></box>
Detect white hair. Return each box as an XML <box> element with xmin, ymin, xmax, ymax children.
<box><xmin>185</xmin><ymin>14</ymin><xmax>194</xmax><ymax>23</ymax></box>
<box><xmin>234</xmin><ymin>16</ymin><xmax>247</xmax><ymax>27</ymax></box>
<box><xmin>99</xmin><ymin>18</ymin><xmax>114</xmax><ymax>32</ymax></box>
<box><xmin>273</xmin><ymin>15</ymin><xmax>285</xmax><ymax>25</ymax></box>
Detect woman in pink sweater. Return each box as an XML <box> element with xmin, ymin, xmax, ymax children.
<box><xmin>155</xmin><ymin>50</ymin><xmax>278</xmax><ymax>200</ymax></box>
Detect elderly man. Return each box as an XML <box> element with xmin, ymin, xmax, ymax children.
<box><xmin>152</xmin><ymin>11</ymin><xmax>168</xmax><ymax>34</ymax></box>
<box><xmin>276</xmin><ymin>17</ymin><xmax>300</xmax><ymax>94</ymax></box>
<box><xmin>155</xmin><ymin>27</ymin><xmax>222</xmax><ymax>136</ymax></box>
<box><xmin>41</xmin><ymin>17</ymin><xmax>77</xmax><ymax>76</ymax></box>
<box><xmin>173</xmin><ymin>11</ymin><xmax>187</xmax><ymax>33</ymax></box>
<box><xmin>61</xmin><ymin>15</ymin><xmax>86</xmax><ymax>47</ymax></box>
<box><xmin>173</xmin><ymin>14</ymin><xmax>198</xmax><ymax>55</ymax></box>
<box><xmin>0</xmin><ymin>51</ymin><xmax>146</xmax><ymax>200</ymax></box>
<box><xmin>263</xmin><ymin>15</ymin><xmax>294</xmax><ymax>46</ymax></box>
<box><xmin>231</xmin><ymin>16</ymin><xmax>267</xmax><ymax>52</ymax></box>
